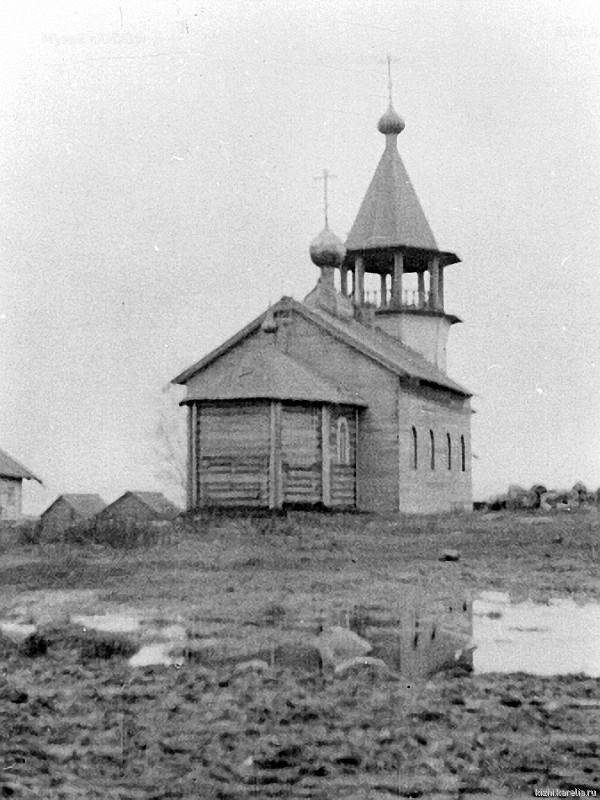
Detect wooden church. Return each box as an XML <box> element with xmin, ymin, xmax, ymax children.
<box><xmin>173</xmin><ymin>100</ymin><xmax>473</xmax><ymax>514</ymax></box>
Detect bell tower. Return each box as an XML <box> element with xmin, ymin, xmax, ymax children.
<box><xmin>338</xmin><ymin>70</ymin><xmax>462</xmax><ymax>371</ymax></box>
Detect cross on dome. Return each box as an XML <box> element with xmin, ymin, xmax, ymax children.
<box><xmin>378</xmin><ymin>54</ymin><xmax>405</xmax><ymax>136</ymax></box>
<box><xmin>309</xmin><ymin>168</ymin><xmax>346</xmax><ymax>268</ymax></box>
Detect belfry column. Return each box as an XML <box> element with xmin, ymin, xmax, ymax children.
<box><xmin>380</xmin><ymin>273</ymin><xmax>387</xmax><ymax>307</ymax></box>
<box><xmin>354</xmin><ymin>255</ymin><xmax>365</xmax><ymax>304</ymax></box>
<box><xmin>430</xmin><ymin>255</ymin><xmax>440</xmax><ymax>310</ymax></box>
<box><xmin>391</xmin><ymin>251</ymin><xmax>403</xmax><ymax>309</ymax></box>
<box><xmin>340</xmin><ymin>264</ymin><xmax>348</xmax><ymax>296</ymax></box>
<box><xmin>438</xmin><ymin>264</ymin><xmax>444</xmax><ymax>310</ymax></box>
<box><xmin>418</xmin><ymin>271</ymin><xmax>426</xmax><ymax>308</ymax></box>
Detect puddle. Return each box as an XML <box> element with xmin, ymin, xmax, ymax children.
<box><xmin>1</xmin><ymin>589</ymin><xmax>101</xmax><ymax>623</ymax></box>
<box><xmin>71</xmin><ymin>613</ymin><xmax>143</xmax><ymax>634</ymax></box>
<box><xmin>69</xmin><ymin>613</ymin><xmax>188</xmax><ymax>667</ymax></box>
<box><xmin>473</xmin><ymin>592</ymin><xmax>600</xmax><ymax>677</ymax></box>
<box><xmin>0</xmin><ymin>621</ymin><xmax>37</xmax><ymax>641</ymax></box>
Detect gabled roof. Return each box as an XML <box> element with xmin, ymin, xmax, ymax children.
<box><xmin>173</xmin><ymin>297</ymin><xmax>470</xmax><ymax>398</ymax></box>
<box><xmin>124</xmin><ymin>491</ymin><xmax>181</xmax><ymax>520</ymax></box>
<box><xmin>0</xmin><ymin>448</ymin><xmax>42</xmax><ymax>482</ymax></box>
<box><xmin>301</xmin><ymin>301</ymin><xmax>470</xmax><ymax>397</ymax></box>
<box><xmin>182</xmin><ymin>344</ymin><xmax>367</xmax><ymax>406</ymax></box>
<box><xmin>58</xmin><ymin>494</ymin><xmax>106</xmax><ymax>519</ymax></box>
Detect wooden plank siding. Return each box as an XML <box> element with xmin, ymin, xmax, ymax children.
<box><xmin>397</xmin><ymin>384</ymin><xmax>472</xmax><ymax>513</ymax></box>
<box><xmin>282</xmin><ymin>312</ymin><xmax>400</xmax><ymax>513</ymax></box>
<box><xmin>197</xmin><ymin>403</ymin><xmax>271</xmax><ymax>507</ymax></box>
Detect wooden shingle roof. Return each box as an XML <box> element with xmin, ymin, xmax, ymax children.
<box><xmin>302</xmin><ymin>301</ymin><xmax>470</xmax><ymax>397</ymax></box>
<box><xmin>173</xmin><ymin>297</ymin><xmax>470</xmax><ymax>398</ymax></box>
<box><xmin>127</xmin><ymin>492</ymin><xmax>181</xmax><ymax>520</ymax></box>
<box><xmin>58</xmin><ymin>494</ymin><xmax>106</xmax><ymax>519</ymax></box>
<box><xmin>181</xmin><ymin>345</ymin><xmax>367</xmax><ymax>406</ymax></box>
<box><xmin>346</xmin><ymin>141</ymin><xmax>437</xmax><ymax>252</ymax></box>
<box><xmin>344</xmin><ymin>124</ymin><xmax>459</xmax><ymax>267</ymax></box>
<box><xmin>0</xmin><ymin>448</ymin><xmax>42</xmax><ymax>482</ymax></box>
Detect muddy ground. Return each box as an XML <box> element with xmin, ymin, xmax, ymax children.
<box><xmin>0</xmin><ymin>510</ymin><xmax>599</xmax><ymax>798</ymax></box>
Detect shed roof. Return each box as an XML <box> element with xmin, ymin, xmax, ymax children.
<box><xmin>173</xmin><ymin>297</ymin><xmax>470</xmax><ymax>398</ymax></box>
<box><xmin>182</xmin><ymin>345</ymin><xmax>367</xmax><ymax>406</ymax></box>
<box><xmin>124</xmin><ymin>491</ymin><xmax>181</xmax><ymax>520</ymax></box>
<box><xmin>50</xmin><ymin>494</ymin><xmax>106</xmax><ymax>519</ymax></box>
<box><xmin>0</xmin><ymin>448</ymin><xmax>42</xmax><ymax>482</ymax></box>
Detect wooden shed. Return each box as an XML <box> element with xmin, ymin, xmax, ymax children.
<box><xmin>0</xmin><ymin>447</ymin><xmax>42</xmax><ymax>521</ymax></box>
<box><xmin>39</xmin><ymin>494</ymin><xmax>106</xmax><ymax>540</ymax></box>
<box><xmin>95</xmin><ymin>491</ymin><xmax>181</xmax><ymax>524</ymax></box>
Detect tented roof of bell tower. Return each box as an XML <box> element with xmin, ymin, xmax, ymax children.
<box><xmin>345</xmin><ymin>105</ymin><xmax>460</xmax><ymax>266</ymax></box>
<box><xmin>346</xmin><ymin>141</ymin><xmax>437</xmax><ymax>251</ymax></box>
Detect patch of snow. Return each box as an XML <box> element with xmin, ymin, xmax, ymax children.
<box><xmin>129</xmin><ymin>642</ymin><xmax>177</xmax><ymax>667</ymax></box>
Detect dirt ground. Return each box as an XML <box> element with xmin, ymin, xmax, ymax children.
<box><xmin>0</xmin><ymin>509</ymin><xmax>599</xmax><ymax>799</ymax></box>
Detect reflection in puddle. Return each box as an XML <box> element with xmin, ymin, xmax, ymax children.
<box><xmin>473</xmin><ymin>592</ymin><xmax>600</xmax><ymax>677</ymax></box>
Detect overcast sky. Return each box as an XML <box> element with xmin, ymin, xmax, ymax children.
<box><xmin>1</xmin><ymin>0</ymin><xmax>599</xmax><ymax>513</ymax></box>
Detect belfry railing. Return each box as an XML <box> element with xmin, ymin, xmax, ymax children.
<box><xmin>363</xmin><ymin>290</ymin><xmax>433</xmax><ymax>310</ymax></box>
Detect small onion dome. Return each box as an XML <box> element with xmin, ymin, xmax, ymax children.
<box><xmin>309</xmin><ymin>225</ymin><xmax>346</xmax><ymax>268</ymax></box>
<box><xmin>377</xmin><ymin>103</ymin><xmax>405</xmax><ymax>135</ymax></box>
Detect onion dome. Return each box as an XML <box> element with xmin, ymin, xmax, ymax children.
<box><xmin>309</xmin><ymin>225</ymin><xmax>346</xmax><ymax>268</ymax></box>
<box><xmin>377</xmin><ymin>103</ymin><xmax>405</xmax><ymax>136</ymax></box>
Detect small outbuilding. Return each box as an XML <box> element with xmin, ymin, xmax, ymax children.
<box><xmin>40</xmin><ymin>494</ymin><xmax>106</xmax><ymax>540</ymax></box>
<box><xmin>0</xmin><ymin>447</ymin><xmax>42</xmax><ymax>521</ymax></box>
<box><xmin>95</xmin><ymin>491</ymin><xmax>181</xmax><ymax>525</ymax></box>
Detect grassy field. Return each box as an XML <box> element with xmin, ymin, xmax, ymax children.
<box><xmin>0</xmin><ymin>509</ymin><xmax>599</xmax><ymax>798</ymax></box>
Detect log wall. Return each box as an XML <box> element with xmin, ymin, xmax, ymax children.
<box><xmin>197</xmin><ymin>403</ymin><xmax>271</xmax><ymax>507</ymax></box>
<box><xmin>190</xmin><ymin>400</ymin><xmax>359</xmax><ymax>510</ymax></box>
<box><xmin>281</xmin><ymin>405</ymin><xmax>322</xmax><ymax>505</ymax></box>
<box><xmin>0</xmin><ymin>478</ymin><xmax>22</xmax><ymax>521</ymax></box>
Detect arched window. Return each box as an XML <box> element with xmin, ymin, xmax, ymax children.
<box><xmin>429</xmin><ymin>430</ymin><xmax>435</xmax><ymax>470</ymax></box>
<box><xmin>411</xmin><ymin>427</ymin><xmax>418</xmax><ymax>469</ymax></box>
<box><xmin>447</xmin><ymin>433</ymin><xmax>452</xmax><ymax>470</ymax></box>
<box><xmin>461</xmin><ymin>435</ymin><xmax>466</xmax><ymax>472</ymax></box>
<box><xmin>337</xmin><ymin>417</ymin><xmax>350</xmax><ymax>465</ymax></box>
